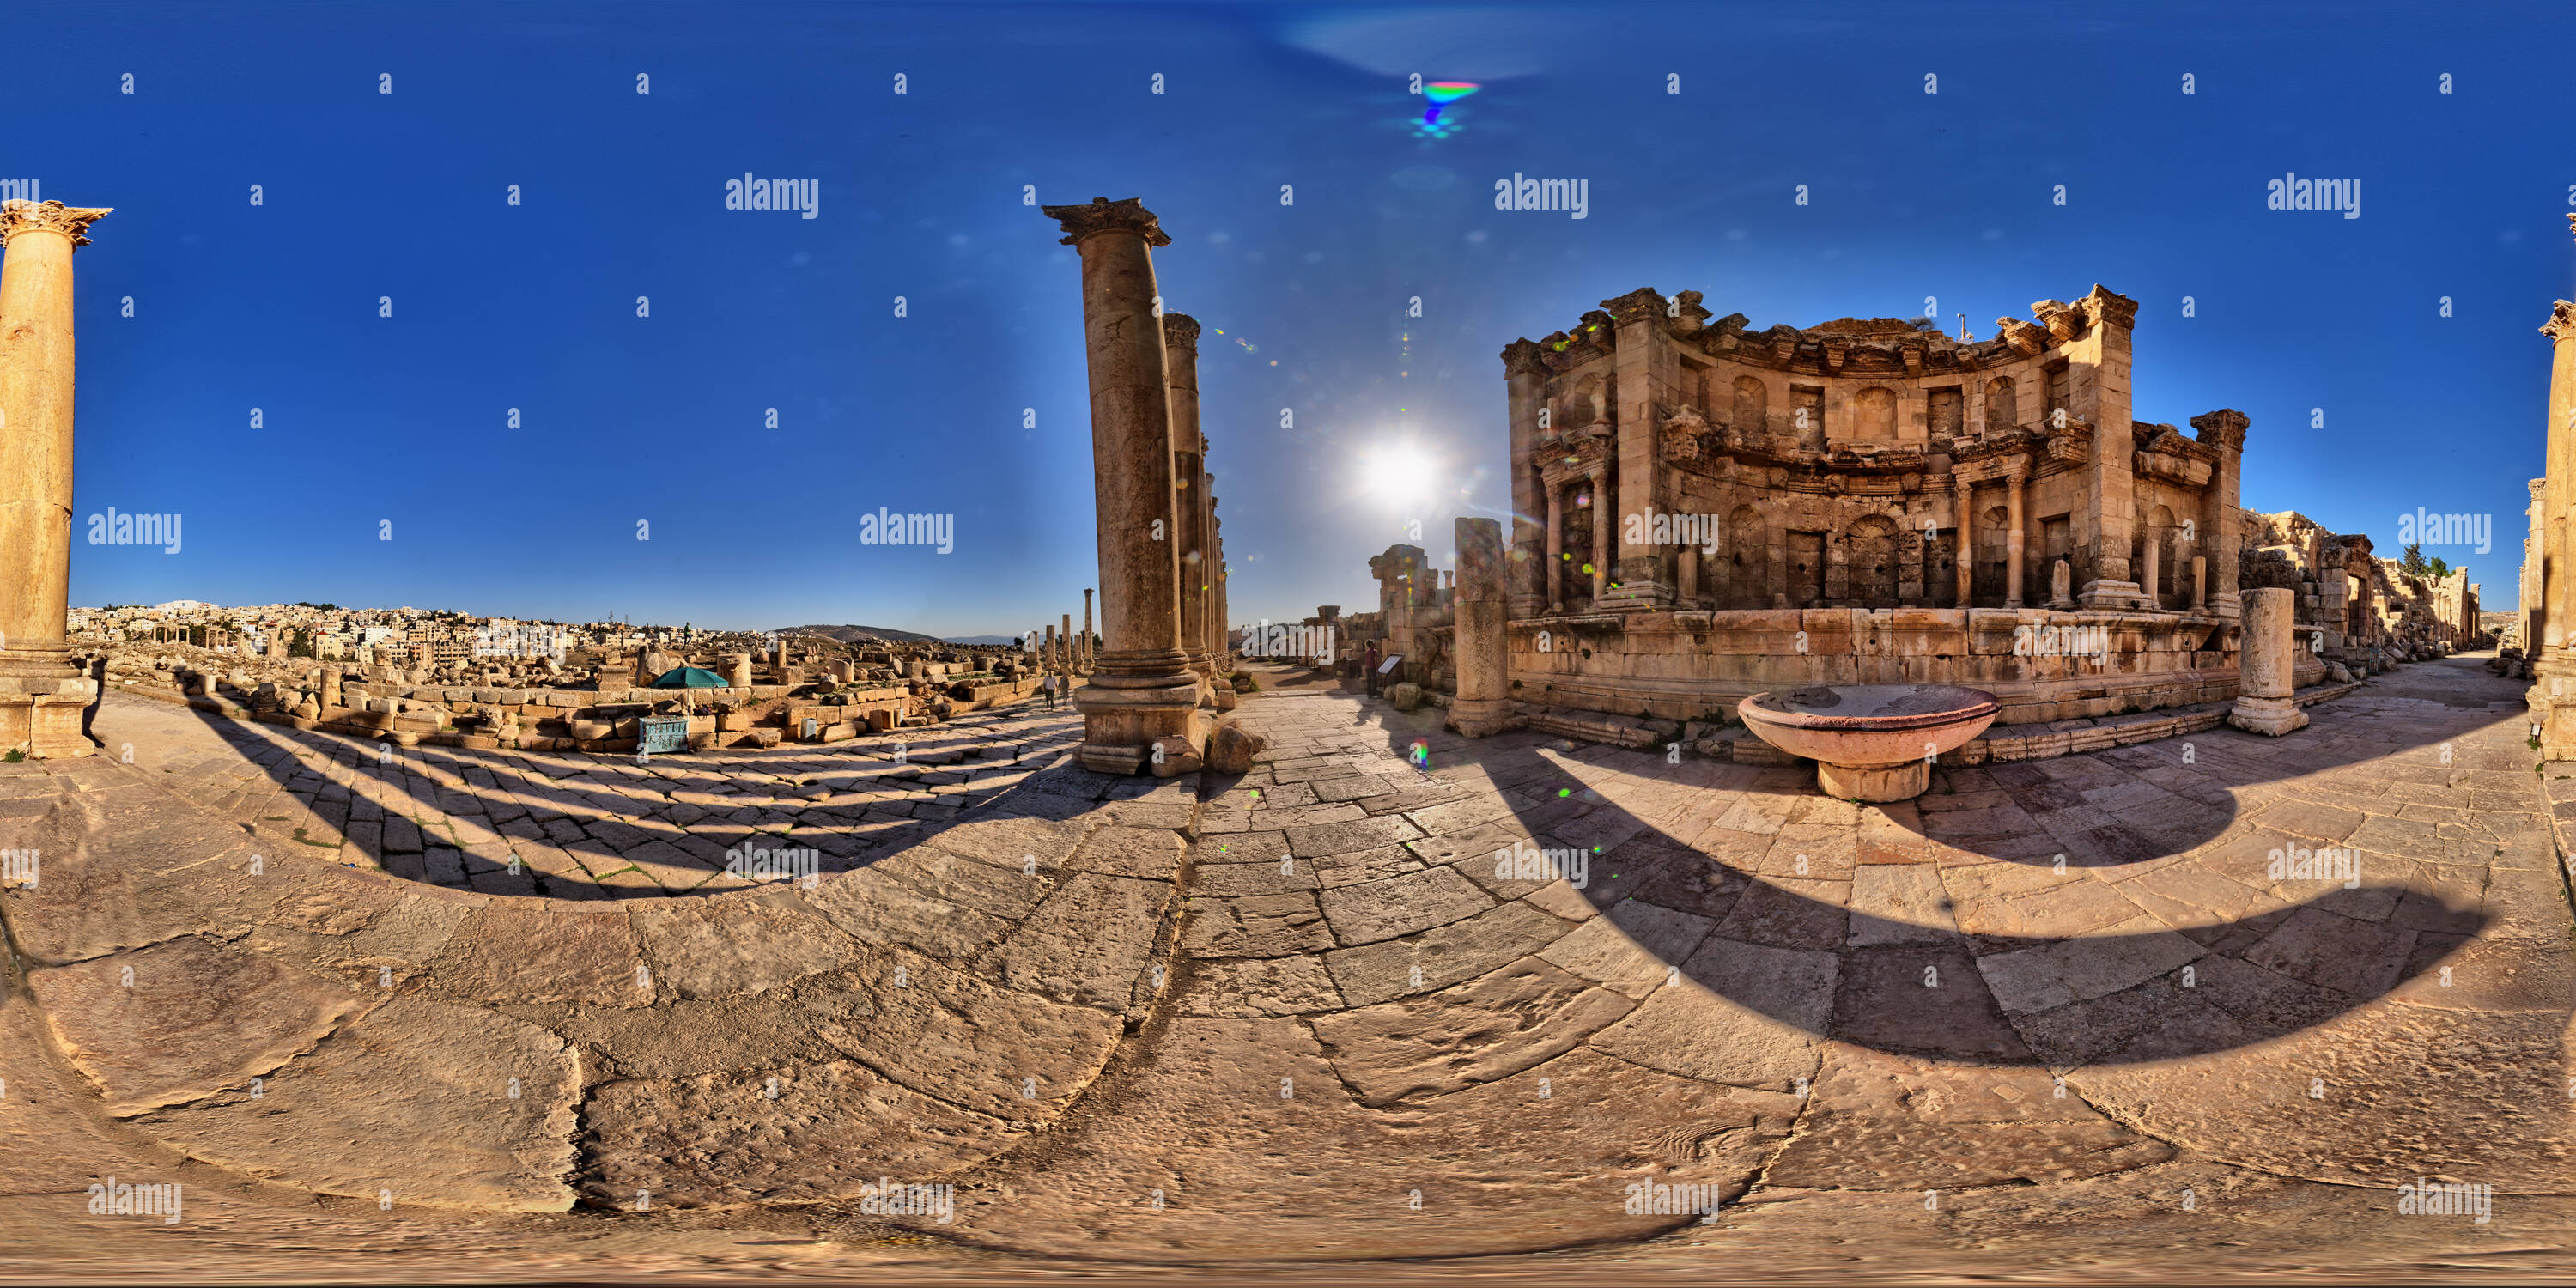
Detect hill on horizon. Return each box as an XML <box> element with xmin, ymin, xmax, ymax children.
<box><xmin>777</xmin><ymin>624</ymin><xmax>1023</xmax><ymax>647</ymax></box>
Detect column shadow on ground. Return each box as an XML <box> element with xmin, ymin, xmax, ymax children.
<box><xmin>160</xmin><ymin>696</ymin><xmax>1091</xmax><ymax>897</ymax></box>
<box><xmin>1338</xmin><ymin>675</ymin><xmax>2530</xmax><ymax>1067</ymax></box>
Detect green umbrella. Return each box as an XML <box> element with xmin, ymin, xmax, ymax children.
<box><xmin>649</xmin><ymin>665</ymin><xmax>729</xmax><ymax>689</ymax></box>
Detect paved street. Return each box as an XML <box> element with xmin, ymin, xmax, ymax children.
<box><xmin>2</xmin><ymin>658</ymin><xmax>2567</xmax><ymax>1279</ymax></box>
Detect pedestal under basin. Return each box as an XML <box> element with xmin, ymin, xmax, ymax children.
<box><xmin>1736</xmin><ymin>683</ymin><xmax>2001</xmax><ymax>803</ymax></box>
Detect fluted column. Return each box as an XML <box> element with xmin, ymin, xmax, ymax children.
<box><xmin>1165</xmin><ymin>314</ymin><xmax>1212</xmax><ymax>681</ymax></box>
<box><xmin>1546</xmin><ymin>483</ymin><xmax>1565</xmax><ymax>611</ymax></box>
<box><xmin>1081</xmin><ymin>588</ymin><xmax>1095</xmax><ymax>671</ymax></box>
<box><xmin>1503</xmin><ymin>339</ymin><xmax>1548</xmax><ymax>618</ymax></box>
<box><xmin>1207</xmin><ymin>504</ymin><xmax>1229</xmax><ymax>671</ymax></box>
<box><xmin>2003</xmin><ymin>465</ymin><xmax>2027</xmax><ymax>609</ymax></box>
<box><xmin>1953</xmin><ymin>478</ymin><xmax>1975</xmax><ymax>608</ymax></box>
<box><xmin>0</xmin><ymin>200</ymin><xmax>109</xmax><ymax>758</ymax></box>
<box><xmin>1588</xmin><ymin>469</ymin><xmax>1610</xmax><ymax>604</ymax></box>
<box><xmin>1040</xmin><ymin>197</ymin><xmax>1201</xmax><ymax>774</ymax></box>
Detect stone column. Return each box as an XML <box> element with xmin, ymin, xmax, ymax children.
<box><xmin>725</xmin><ymin>652</ymin><xmax>752</xmax><ymax>687</ymax></box>
<box><xmin>2191</xmin><ymin>556</ymin><xmax>2207</xmax><ymax>611</ymax></box>
<box><xmin>1043</xmin><ymin>625</ymin><xmax>1057</xmax><ymax>681</ymax></box>
<box><xmin>1504</xmin><ymin>340</ymin><xmax>1549</xmax><ymax>617</ymax></box>
<box><xmin>2065</xmin><ymin>287</ymin><xmax>2147</xmax><ymax>608</ymax></box>
<box><xmin>1202</xmin><ymin>471</ymin><xmax>1222</xmax><ymax>672</ymax></box>
<box><xmin>2003</xmin><ymin>466</ymin><xmax>2026</xmax><ymax>609</ymax></box>
<box><xmin>1589</xmin><ymin>469</ymin><xmax>1611</xmax><ymax>604</ymax></box>
<box><xmin>1604</xmin><ymin>288</ymin><xmax>1675</xmax><ymax>608</ymax></box>
<box><xmin>0</xmin><ymin>201</ymin><xmax>110</xmax><ymax>757</ymax></box>
<box><xmin>1678</xmin><ymin>548</ymin><xmax>1699</xmax><ymax>607</ymax></box>
<box><xmin>1081</xmin><ymin>587</ymin><xmax>1095</xmax><ymax>672</ymax></box>
<box><xmin>2229</xmin><ymin>586</ymin><xmax>2307</xmax><ymax>735</ymax></box>
<box><xmin>2192</xmin><ymin>409</ymin><xmax>2248</xmax><ymax>619</ymax></box>
<box><xmin>1165</xmin><ymin>314</ymin><xmax>1212</xmax><ymax>681</ymax></box>
<box><xmin>1040</xmin><ymin>197</ymin><xmax>1202</xmax><ymax>774</ymax></box>
<box><xmin>1953</xmin><ymin>479</ymin><xmax>1975</xmax><ymax>609</ymax></box>
<box><xmin>2141</xmin><ymin>533</ymin><xmax>2160</xmax><ymax>611</ymax></box>
<box><xmin>1448</xmin><ymin>518</ymin><xmax>1515</xmax><ymax>737</ymax></box>
<box><xmin>1061</xmin><ymin>613</ymin><xmax>1074</xmax><ymax>690</ymax></box>
<box><xmin>1546</xmin><ymin>483</ymin><xmax>1565</xmax><ymax>611</ymax></box>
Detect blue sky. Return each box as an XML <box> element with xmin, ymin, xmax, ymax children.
<box><xmin>21</xmin><ymin>0</ymin><xmax>2570</xmax><ymax>632</ymax></box>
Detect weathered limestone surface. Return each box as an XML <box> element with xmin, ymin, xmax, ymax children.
<box><xmin>0</xmin><ymin>200</ymin><xmax>110</xmax><ymax>757</ymax></box>
<box><xmin>0</xmin><ymin>652</ymin><xmax>2565</xmax><ymax>1273</ymax></box>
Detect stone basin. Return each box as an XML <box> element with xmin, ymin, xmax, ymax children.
<box><xmin>1736</xmin><ymin>683</ymin><xmax>2000</xmax><ymax>802</ymax></box>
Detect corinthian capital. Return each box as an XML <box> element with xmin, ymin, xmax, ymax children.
<box><xmin>0</xmin><ymin>200</ymin><xmax>112</xmax><ymax>248</ymax></box>
<box><xmin>1040</xmin><ymin>196</ymin><xmax>1171</xmax><ymax>247</ymax></box>
<box><xmin>1162</xmin><ymin>312</ymin><xmax>1201</xmax><ymax>349</ymax></box>
<box><xmin>2543</xmin><ymin>300</ymin><xmax>2576</xmax><ymax>343</ymax></box>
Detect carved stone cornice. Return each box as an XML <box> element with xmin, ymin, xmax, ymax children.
<box><xmin>1040</xmin><ymin>197</ymin><xmax>1171</xmax><ymax>247</ymax></box>
<box><xmin>1996</xmin><ymin>317</ymin><xmax>2049</xmax><ymax>355</ymax></box>
<box><xmin>2078</xmin><ymin>284</ymin><xmax>2139</xmax><ymax>331</ymax></box>
<box><xmin>2543</xmin><ymin>301</ymin><xmax>2576</xmax><ymax>344</ymax></box>
<box><xmin>0</xmin><ymin>200</ymin><xmax>112</xmax><ymax>248</ymax></box>
<box><xmin>1667</xmin><ymin>289</ymin><xmax>1713</xmax><ymax>336</ymax></box>
<box><xmin>2189</xmin><ymin>408</ymin><xmax>2249</xmax><ymax>452</ymax></box>
<box><xmin>2031</xmin><ymin>299</ymin><xmax>2081</xmax><ymax>342</ymax></box>
<box><xmin>2132</xmin><ymin>423</ymin><xmax>2215</xmax><ymax>488</ymax></box>
<box><xmin>1602</xmin><ymin>288</ymin><xmax>1667</xmax><ymax>326</ymax></box>
<box><xmin>1502</xmin><ymin>337</ymin><xmax>1548</xmax><ymax>376</ymax></box>
<box><xmin>1161</xmin><ymin>312</ymin><xmax>1201</xmax><ymax>349</ymax></box>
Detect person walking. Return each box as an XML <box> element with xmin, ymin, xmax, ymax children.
<box><xmin>1040</xmin><ymin>671</ymin><xmax>1058</xmax><ymax>710</ymax></box>
<box><xmin>1363</xmin><ymin>642</ymin><xmax>1383</xmax><ymax>698</ymax></box>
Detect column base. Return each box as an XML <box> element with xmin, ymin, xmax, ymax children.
<box><xmin>1595</xmin><ymin>578</ymin><xmax>1671</xmax><ymax>611</ymax></box>
<box><xmin>1072</xmin><ymin>677</ymin><xmax>1206</xmax><ymax>775</ymax></box>
<box><xmin>1815</xmin><ymin>758</ymin><xmax>1927</xmax><ymax>803</ymax></box>
<box><xmin>2227</xmin><ymin>695</ymin><xmax>2308</xmax><ymax>737</ymax></box>
<box><xmin>0</xmin><ymin>678</ymin><xmax>98</xmax><ymax>758</ymax></box>
<box><xmin>2528</xmin><ymin>657</ymin><xmax>2576</xmax><ymax>759</ymax></box>
<box><xmin>2079</xmin><ymin>580</ymin><xmax>2154</xmax><ymax>611</ymax></box>
<box><xmin>1446</xmin><ymin>696</ymin><xmax>1522</xmax><ymax>738</ymax></box>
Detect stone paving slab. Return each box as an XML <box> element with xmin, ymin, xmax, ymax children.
<box><xmin>1</xmin><ymin>657</ymin><xmax>2569</xmax><ymax>1276</ymax></box>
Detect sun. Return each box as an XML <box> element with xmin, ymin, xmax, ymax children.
<box><xmin>1360</xmin><ymin>443</ymin><xmax>1435</xmax><ymax>506</ymax></box>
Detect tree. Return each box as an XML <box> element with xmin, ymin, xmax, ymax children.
<box><xmin>288</xmin><ymin>628</ymin><xmax>317</xmax><ymax>659</ymax></box>
<box><xmin>2400</xmin><ymin>544</ymin><xmax>2429</xmax><ymax>579</ymax></box>
<box><xmin>2426</xmin><ymin>556</ymin><xmax>2451</xmax><ymax>579</ymax></box>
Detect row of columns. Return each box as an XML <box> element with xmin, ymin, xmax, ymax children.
<box><xmin>1041</xmin><ymin>197</ymin><xmax>1227</xmax><ymax>775</ymax></box>
<box><xmin>0</xmin><ymin>200</ymin><xmax>111</xmax><ymax>757</ymax></box>
<box><xmin>2528</xmin><ymin>276</ymin><xmax>2576</xmax><ymax>756</ymax></box>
